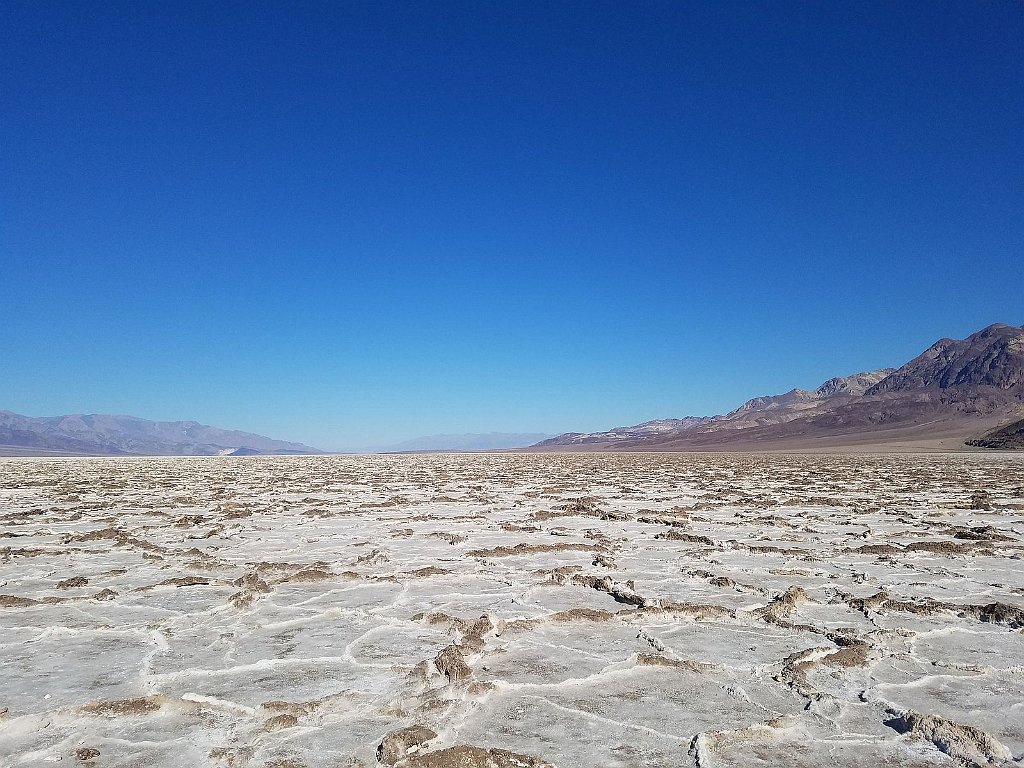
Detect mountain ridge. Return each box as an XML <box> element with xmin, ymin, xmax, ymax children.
<box><xmin>0</xmin><ymin>411</ymin><xmax>323</xmax><ymax>456</ymax></box>
<box><xmin>534</xmin><ymin>323</ymin><xmax>1024</xmax><ymax>451</ymax></box>
<box><xmin>539</xmin><ymin>417</ymin><xmax>713</xmax><ymax>447</ymax></box>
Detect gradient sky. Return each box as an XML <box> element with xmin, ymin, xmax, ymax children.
<box><xmin>2</xmin><ymin>1</ymin><xmax>1022</xmax><ymax>450</ymax></box>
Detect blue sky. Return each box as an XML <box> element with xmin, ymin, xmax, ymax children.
<box><xmin>2</xmin><ymin>1</ymin><xmax>1022</xmax><ymax>450</ymax></box>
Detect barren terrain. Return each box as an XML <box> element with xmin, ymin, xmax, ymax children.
<box><xmin>1</xmin><ymin>454</ymin><xmax>1023</xmax><ymax>767</ymax></box>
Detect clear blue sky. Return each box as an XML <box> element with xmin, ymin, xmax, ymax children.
<box><xmin>2</xmin><ymin>1</ymin><xmax>1022</xmax><ymax>450</ymax></box>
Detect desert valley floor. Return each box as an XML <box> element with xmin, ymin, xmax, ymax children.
<box><xmin>1</xmin><ymin>453</ymin><xmax>1023</xmax><ymax>767</ymax></box>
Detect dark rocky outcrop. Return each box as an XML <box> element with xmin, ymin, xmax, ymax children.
<box><xmin>966</xmin><ymin>417</ymin><xmax>1024</xmax><ymax>450</ymax></box>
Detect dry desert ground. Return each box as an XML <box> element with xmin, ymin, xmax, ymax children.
<box><xmin>1</xmin><ymin>453</ymin><xmax>1023</xmax><ymax>767</ymax></box>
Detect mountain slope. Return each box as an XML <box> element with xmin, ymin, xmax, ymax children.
<box><xmin>536</xmin><ymin>417</ymin><xmax>712</xmax><ymax>447</ymax></box>
<box><xmin>815</xmin><ymin>369</ymin><xmax>896</xmax><ymax>397</ymax></box>
<box><xmin>867</xmin><ymin>323</ymin><xmax>1024</xmax><ymax>393</ymax></box>
<box><xmin>966</xmin><ymin>418</ymin><xmax>1024</xmax><ymax>450</ymax></box>
<box><xmin>0</xmin><ymin>411</ymin><xmax>323</xmax><ymax>456</ymax></box>
<box><xmin>534</xmin><ymin>323</ymin><xmax>1024</xmax><ymax>451</ymax></box>
<box><xmin>537</xmin><ymin>370</ymin><xmax>894</xmax><ymax>448</ymax></box>
<box><xmin>719</xmin><ymin>368</ymin><xmax>896</xmax><ymax>426</ymax></box>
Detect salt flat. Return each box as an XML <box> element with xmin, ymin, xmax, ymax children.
<box><xmin>1</xmin><ymin>453</ymin><xmax>1022</xmax><ymax>768</ymax></box>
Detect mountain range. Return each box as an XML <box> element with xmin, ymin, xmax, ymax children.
<box><xmin>0</xmin><ymin>412</ymin><xmax>323</xmax><ymax>457</ymax></box>
<box><xmin>4</xmin><ymin>323</ymin><xmax>1021</xmax><ymax>456</ymax></box>
<box><xmin>535</xmin><ymin>323</ymin><xmax>1024</xmax><ymax>451</ymax></box>
<box><xmin>377</xmin><ymin>433</ymin><xmax>555</xmax><ymax>452</ymax></box>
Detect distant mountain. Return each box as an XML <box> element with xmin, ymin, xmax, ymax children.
<box><xmin>0</xmin><ymin>411</ymin><xmax>323</xmax><ymax>456</ymax></box>
<box><xmin>381</xmin><ymin>433</ymin><xmax>554</xmax><ymax>452</ymax></box>
<box><xmin>534</xmin><ymin>323</ymin><xmax>1024</xmax><ymax>451</ymax></box>
<box><xmin>538</xmin><ymin>417</ymin><xmax>712</xmax><ymax>446</ymax></box>
<box><xmin>535</xmin><ymin>370</ymin><xmax>895</xmax><ymax>448</ymax></box>
<box><xmin>720</xmin><ymin>368</ymin><xmax>895</xmax><ymax>424</ymax></box>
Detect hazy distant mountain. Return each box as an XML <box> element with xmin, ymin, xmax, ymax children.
<box><xmin>381</xmin><ymin>433</ymin><xmax>554</xmax><ymax>452</ymax></box>
<box><xmin>0</xmin><ymin>411</ymin><xmax>323</xmax><ymax>456</ymax></box>
<box><xmin>539</xmin><ymin>417</ymin><xmax>712</xmax><ymax>446</ymax></box>
<box><xmin>535</xmin><ymin>323</ymin><xmax>1024</xmax><ymax>451</ymax></box>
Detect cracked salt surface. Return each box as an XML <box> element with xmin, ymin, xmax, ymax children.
<box><xmin>1</xmin><ymin>453</ymin><xmax>1023</xmax><ymax>767</ymax></box>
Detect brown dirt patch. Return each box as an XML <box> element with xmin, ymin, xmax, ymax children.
<box><xmin>636</xmin><ymin>653</ymin><xmax>715</xmax><ymax>672</ymax></box>
<box><xmin>81</xmin><ymin>696</ymin><xmax>165</xmax><ymax>716</ymax></box>
<box><xmin>551</xmin><ymin>607</ymin><xmax>615</xmax><ymax>622</ymax></box>
<box><xmin>57</xmin><ymin>576</ymin><xmax>89</xmax><ymax>589</ymax></box>
<box><xmin>262</xmin><ymin>713</ymin><xmax>299</xmax><ymax>731</ymax></box>
<box><xmin>378</xmin><ymin>725</ymin><xmax>437</xmax><ymax>765</ymax></box>
<box><xmin>467</xmin><ymin>543</ymin><xmax>603</xmax><ymax>558</ymax></box>
<box><xmin>399</xmin><ymin>745</ymin><xmax>554</xmax><ymax>768</ymax></box>
<box><xmin>434</xmin><ymin>645</ymin><xmax>472</xmax><ymax>683</ymax></box>
<box><xmin>408</xmin><ymin>566</ymin><xmax>451</xmax><ymax>577</ymax></box>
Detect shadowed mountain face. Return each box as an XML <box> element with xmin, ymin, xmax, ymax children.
<box><xmin>536</xmin><ymin>323</ymin><xmax>1024</xmax><ymax>451</ymax></box>
<box><xmin>0</xmin><ymin>412</ymin><xmax>323</xmax><ymax>456</ymax></box>
<box><xmin>967</xmin><ymin>418</ymin><xmax>1024</xmax><ymax>450</ymax></box>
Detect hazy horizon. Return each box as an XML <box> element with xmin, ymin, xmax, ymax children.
<box><xmin>3</xmin><ymin>2</ymin><xmax>1022</xmax><ymax>450</ymax></box>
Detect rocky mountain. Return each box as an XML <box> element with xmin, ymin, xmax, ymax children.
<box><xmin>0</xmin><ymin>411</ymin><xmax>323</xmax><ymax>456</ymax></box>
<box><xmin>966</xmin><ymin>418</ymin><xmax>1024</xmax><ymax>450</ymax></box>
<box><xmin>380</xmin><ymin>433</ymin><xmax>554</xmax><ymax>452</ymax></box>
<box><xmin>815</xmin><ymin>369</ymin><xmax>896</xmax><ymax>397</ymax></box>
<box><xmin>726</xmin><ymin>370</ymin><xmax>895</xmax><ymax>419</ymax></box>
<box><xmin>534</xmin><ymin>323</ymin><xmax>1024</xmax><ymax>451</ymax></box>
<box><xmin>867</xmin><ymin>323</ymin><xmax>1024</xmax><ymax>393</ymax></box>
